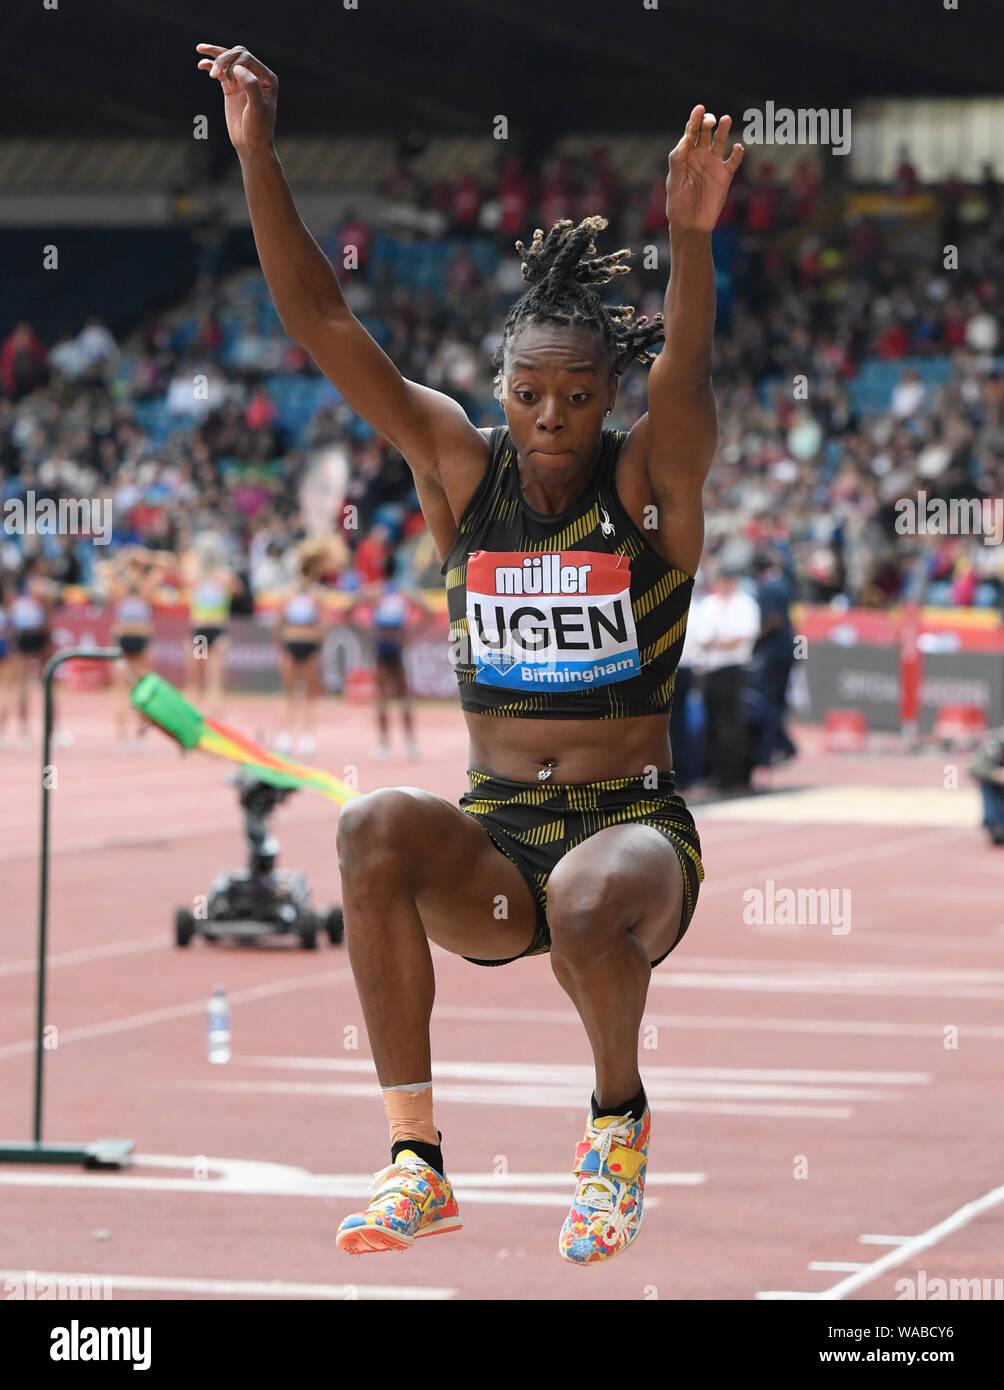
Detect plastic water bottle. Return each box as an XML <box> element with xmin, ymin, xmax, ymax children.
<box><xmin>207</xmin><ymin>986</ymin><xmax>231</xmax><ymax>1064</ymax></box>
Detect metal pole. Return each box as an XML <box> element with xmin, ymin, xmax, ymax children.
<box><xmin>0</xmin><ymin>645</ymin><xmax>134</xmax><ymax>1168</ymax></box>
<box><xmin>33</xmin><ymin>652</ymin><xmax>56</xmax><ymax>1141</ymax></box>
<box><xmin>35</xmin><ymin>647</ymin><xmax>123</xmax><ymax>1140</ymax></box>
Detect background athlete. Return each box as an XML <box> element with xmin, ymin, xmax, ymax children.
<box><xmin>7</xmin><ymin>552</ymin><xmax>67</xmax><ymax>748</ymax></box>
<box><xmin>100</xmin><ymin>545</ymin><xmax>171</xmax><ymax>747</ymax></box>
<box><xmin>180</xmin><ymin>529</ymin><xmax>241</xmax><ymax>717</ymax></box>
<box><xmin>273</xmin><ymin>536</ymin><xmax>343</xmax><ymax>756</ymax></box>
<box><xmin>199</xmin><ymin>41</ymin><xmax>742</xmax><ymax>1264</ymax></box>
<box><xmin>345</xmin><ymin>556</ymin><xmax>427</xmax><ymax>760</ymax></box>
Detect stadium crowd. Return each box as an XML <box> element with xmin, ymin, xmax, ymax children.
<box><xmin>1</xmin><ymin>145</ymin><xmax>1001</xmax><ymax>778</ymax></box>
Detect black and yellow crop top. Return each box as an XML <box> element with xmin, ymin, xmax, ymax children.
<box><xmin>441</xmin><ymin>425</ymin><xmax>694</xmax><ymax>719</ymax></box>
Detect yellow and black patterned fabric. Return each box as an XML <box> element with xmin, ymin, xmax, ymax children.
<box><xmin>441</xmin><ymin>425</ymin><xmax>694</xmax><ymax>719</ymax></box>
<box><xmin>458</xmin><ymin>768</ymin><xmax>704</xmax><ymax>969</ymax></box>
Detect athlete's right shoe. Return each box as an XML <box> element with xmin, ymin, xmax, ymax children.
<box><xmin>335</xmin><ymin>1151</ymin><xmax>463</xmax><ymax>1254</ymax></box>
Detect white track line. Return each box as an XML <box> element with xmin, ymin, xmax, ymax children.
<box><xmin>243</xmin><ymin>1055</ymin><xmax>930</xmax><ymax>1086</ymax></box>
<box><xmin>0</xmin><ymin>937</ymin><xmax>166</xmax><ymax>978</ymax></box>
<box><xmin>0</xmin><ymin>968</ymin><xmax>353</xmax><ymax>1061</ymax></box>
<box><xmin>198</xmin><ymin>1074</ymin><xmax>892</xmax><ymax>1102</ymax></box>
<box><xmin>666</xmin><ymin>955</ymin><xmax>1004</xmax><ymax>972</ymax></box>
<box><xmin>433</xmin><ymin>1003</ymin><xmax>1004</xmax><ymax>1039</ymax></box>
<box><xmin>752</xmin><ymin>931</ymin><xmax>999</xmax><ymax>951</ymax></box>
<box><xmin>432</xmin><ymin>1004</ymin><xmax>1004</xmax><ymax>1040</ymax></box>
<box><xmin>649</xmin><ymin>967</ymin><xmax>1004</xmax><ymax>1000</ymax></box>
<box><xmin>183</xmin><ymin>1078</ymin><xmax>855</xmax><ymax>1120</ymax></box>
<box><xmin>0</xmin><ymin>1172</ymin><xmax>580</xmax><ymax>1207</ymax></box>
<box><xmin>758</xmin><ymin>1182</ymin><xmax>1004</xmax><ymax>1300</ymax></box>
<box><xmin>0</xmin><ymin>800</ymin><xmax>337</xmax><ymax>863</ymax></box>
<box><xmin>0</xmin><ymin>1148</ymin><xmax>691</xmax><ymax>1205</ymax></box>
<box><xmin>0</xmin><ymin>1269</ymin><xmax>453</xmax><ymax>1300</ymax></box>
<box><xmin>702</xmin><ymin>826</ymin><xmax>973</xmax><ymax>896</ymax></box>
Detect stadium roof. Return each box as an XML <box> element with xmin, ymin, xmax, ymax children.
<box><xmin>8</xmin><ymin>0</ymin><xmax>1002</xmax><ymax>142</ymax></box>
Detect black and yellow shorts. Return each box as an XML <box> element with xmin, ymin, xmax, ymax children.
<box><xmin>458</xmin><ymin>769</ymin><xmax>704</xmax><ymax>969</ymax></box>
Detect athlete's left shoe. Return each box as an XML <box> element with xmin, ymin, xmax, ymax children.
<box><xmin>558</xmin><ymin>1107</ymin><xmax>649</xmax><ymax>1265</ymax></box>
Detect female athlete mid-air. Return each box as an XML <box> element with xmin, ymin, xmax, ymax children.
<box><xmin>199</xmin><ymin>41</ymin><xmax>743</xmax><ymax>1265</ymax></box>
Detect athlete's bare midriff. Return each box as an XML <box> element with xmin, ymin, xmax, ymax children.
<box><xmin>464</xmin><ymin>710</ymin><xmax>672</xmax><ymax>784</ymax></box>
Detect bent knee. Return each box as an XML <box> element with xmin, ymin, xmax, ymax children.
<box><xmin>545</xmin><ymin>863</ymin><xmax>633</xmax><ymax>950</ymax></box>
<box><xmin>336</xmin><ymin>787</ymin><xmax>427</xmax><ymax>874</ymax></box>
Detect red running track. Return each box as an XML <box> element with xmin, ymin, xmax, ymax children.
<box><xmin>1</xmin><ymin>691</ymin><xmax>1003</xmax><ymax>1301</ymax></box>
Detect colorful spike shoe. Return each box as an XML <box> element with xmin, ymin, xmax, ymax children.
<box><xmin>558</xmin><ymin>1108</ymin><xmax>649</xmax><ymax>1265</ymax></box>
<box><xmin>336</xmin><ymin>1150</ymin><xmax>463</xmax><ymax>1254</ymax></box>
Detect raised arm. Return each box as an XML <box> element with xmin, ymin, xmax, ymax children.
<box><xmin>195</xmin><ymin>44</ymin><xmax>488</xmax><ymax>556</ymax></box>
<box><xmin>623</xmin><ymin>106</ymin><xmax>743</xmax><ymax>577</ymax></box>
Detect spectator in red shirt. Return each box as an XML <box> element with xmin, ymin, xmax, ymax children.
<box><xmin>641</xmin><ymin>174</ymin><xmax>668</xmax><ymax>236</ymax></box>
<box><xmin>245</xmin><ymin>386</ymin><xmax>278</xmax><ymax>431</ymax></box>
<box><xmin>791</xmin><ymin>159</ymin><xmax>822</xmax><ymax>221</ymax></box>
<box><xmin>497</xmin><ymin>153</ymin><xmax>532</xmax><ymax>240</ymax></box>
<box><xmin>876</xmin><ymin>320</ymin><xmax>912</xmax><ymax>359</ymax></box>
<box><xmin>1</xmin><ymin>322</ymin><xmax>49</xmax><ymax>400</ymax></box>
<box><xmin>353</xmin><ymin>522</ymin><xmax>392</xmax><ymax>584</ymax></box>
<box><xmin>745</xmin><ymin>163</ymin><xmax>778</xmax><ymax>233</ymax></box>
<box><xmin>942</xmin><ymin>299</ymin><xmax>968</xmax><ymax>348</ymax></box>
<box><xmin>451</xmin><ymin>172</ymin><xmax>482</xmax><ymax>237</ymax></box>
<box><xmin>893</xmin><ymin>147</ymin><xmax>918</xmax><ymax>200</ymax></box>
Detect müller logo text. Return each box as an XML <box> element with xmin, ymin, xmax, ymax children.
<box><xmin>494</xmin><ymin>555</ymin><xmax>593</xmax><ymax>596</ymax></box>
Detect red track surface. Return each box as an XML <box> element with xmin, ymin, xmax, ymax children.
<box><xmin>2</xmin><ymin>691</ymin><xmax>1003</xmax><ymax>1301</ymax></box>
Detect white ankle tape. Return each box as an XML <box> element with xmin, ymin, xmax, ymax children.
<box><xmin>383</xmin><ymin>1080</ymin><xmax>432</xmax><ymax>1092</ymax></box>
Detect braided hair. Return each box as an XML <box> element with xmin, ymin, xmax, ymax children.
<box><xmin>492</xmin><ymin>215</ymin><xmax>664</xmax><ymax>386</ymax></box>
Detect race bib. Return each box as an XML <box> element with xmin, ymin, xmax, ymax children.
<box><xmin>374</xmin><ymin>592</ymin><xmax>407</xmax><ymax>626</ymax></box>
<box><xmin>11</xmin><ymin>596</ymin><xmax>45</xmax><ymax>629</ymax></box>
<box><xmin>116</xmin><ymin>596</ymin><xmax>152</xmax><ymax>624</ymax></box>
<box><xmin>465</xmin><ymin>550</ymin><xmax>640</xmax><ymax>690</ymax></box>
<box><xmin>284</xmin><ymin>594</ymin><xmax>319</xmax><ymax>625</ymax></box>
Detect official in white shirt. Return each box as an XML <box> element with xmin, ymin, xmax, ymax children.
<box><xmin>688</xmin><ymin>559</ymin><xmax>761</xmax><ymax>791</ymax></box>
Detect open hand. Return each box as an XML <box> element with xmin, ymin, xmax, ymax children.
<box><xmin>195</xmin><ymin>43</ymin><xmax>278</xmax><ymax>157</ymax></box>
<box><xmin>666</xmin><ymin>106</ymin><xmax>744</xmax><ymax>233</ymax></box>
